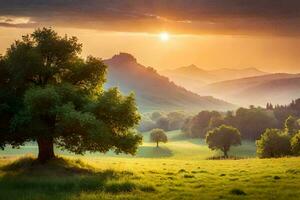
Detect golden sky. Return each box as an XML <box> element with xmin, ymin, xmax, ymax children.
<box><xmin>0</xmin><ymin>1</ymin><xmax>300</xmax><ymax>72</ymax></box>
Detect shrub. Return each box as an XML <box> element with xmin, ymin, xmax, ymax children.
<box><xmin>291</xmin><ymin>132</ymin><xmax>300</xmax><ymax>155</ymax></box>
<box><xmin>256</xmin><ymin>129</ymin><xmax>291</xmax><ymax>158</ymax></box>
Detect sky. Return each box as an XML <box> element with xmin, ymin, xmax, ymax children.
<box><xmin>0</xmin><ymin>0</ymin><xmax>300</xmax><ymax>72</ymax></box>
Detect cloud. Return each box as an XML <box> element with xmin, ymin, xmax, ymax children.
<box><xmin>0</xmin><ymin>0</ymin><xmax>300</xmax><ymax>36</ymax></box>
<box><xmin>0</xmin><ymin>16</ymin><xmax>36</xmax><ymax>27</ymax></box>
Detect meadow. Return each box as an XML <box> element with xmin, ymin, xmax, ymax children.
<box><xmin>0</xmin><ymin>130</ymin><xmax>300</xmax><ymax>200</ymax></box>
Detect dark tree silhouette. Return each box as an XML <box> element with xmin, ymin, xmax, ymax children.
<box><xmin>0</xmin><ymin>28</ymin><xmax>142</xmax><ymax>162</ymax></box>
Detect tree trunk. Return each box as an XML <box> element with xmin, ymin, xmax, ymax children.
<box><xmin>157</xmin><ymin>141</ymin><xmax>159</xmax><ymax>148</ymax></box>
<box><xmin>37</xmin><ymin>137</ymin><xmax>55</xmax><ymax>163</ymax></box>
<box><xmin>224</xmin><ymin>150</ymin><xmax>228</xmax><ymax>158</ymax></box>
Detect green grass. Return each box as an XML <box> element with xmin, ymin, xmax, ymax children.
<box><xmin>0</xmin><ymin>130</ymin><xmax>256</xmax><ymax>159</ymax></box>
<box><xmin>0</xmin><ymin>130</ymin><xmax>300</xmax><ymax>200</ymax></box>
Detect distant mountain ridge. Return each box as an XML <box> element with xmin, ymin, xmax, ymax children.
<box><xmin>103</xmin><ymin>53</ymin><xmax>234</xmax><ymax>112</ymax></box>
<box><xmin>161</xmin><ymin>65</ymin><xmax>268</xmax><ymax>92</ymax></box>
<box><xmin>200</xmin><ymin>73</ymin><xmax>300</xmax><ymax>106</ymax></box>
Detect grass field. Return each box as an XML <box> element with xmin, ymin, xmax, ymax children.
<box><xmin>0</xmin><ymin>130</ymin><xmax>300</xmax><ymax>200</ymax></box>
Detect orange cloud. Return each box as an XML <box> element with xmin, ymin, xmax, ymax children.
<box><xmin>0</xmin><ymin>0</ymin><xmax>300</xmax><ymax>36</ymax></box>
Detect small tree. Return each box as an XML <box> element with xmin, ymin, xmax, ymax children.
<box><xmin>205</xmin><ymin>125</ymin><xmax>241</xmax><ymax>158</ymax></box>
<box><xmin>150</xmin><ymin>129</ymin><xmax>168</xmax><ymax>147</ymax></box>
<box><xmin>256</xmin><ymin>129</ymin><xmax>291</xmax><ymax>158</ymax></box>
<box><xmin>291</xmin><ymin>132</ymin><xmax>300</xmax><ymax>155</ymax></box>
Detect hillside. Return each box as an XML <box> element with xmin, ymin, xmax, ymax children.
<box><xmin>103</xmin><ymin>53</ymin><xmax>234</xmax><ymax>111</ymax></box>
<box><xmin>161</xmin><ymin>65</ymin><xmax>267</xmax><ymax>92</ymax></box>
<box><xmin>200</xmin><ymin>73</ymin><xmax>300</xmax><ymax>106</ymax></box>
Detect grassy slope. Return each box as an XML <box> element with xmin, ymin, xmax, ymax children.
<box><xmin>0</xmin><ymin>130</ymin><xmax>300</xmax><ymax>200</ymax></box>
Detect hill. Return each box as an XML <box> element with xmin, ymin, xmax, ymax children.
<box><xmin>161</xmin><ymin>65</ymin><xmax>267</xmax><ymax>92</ymax></box>
<box><xmin>200</xmin><ymin>73</ymin><xmax>300</xmax><ymax>106</ymax></box>
<box><xmin>103</xmin><ymin>53</ymin><xmax>234</xmax><ymax>112</ymax></box>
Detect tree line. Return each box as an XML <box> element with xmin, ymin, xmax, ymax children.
<box><xmin>145</xmin><ymin>100</ymin><xmax>300</xmax><ymax>158</ymax></box>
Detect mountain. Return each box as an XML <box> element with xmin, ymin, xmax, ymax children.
<box><xmin>103</xmin><ymin>53</ymin><xmax>234</xmax><ymax>112</ymax></box>
<box><xmin>200</xmin><ymin>73</ymin><xmax>300</xmax><ymax>106</ymax></box>
<box><xmin>160</xmin><ymin>65</ymin><xmax>268</xmax><ymax>92</ymax></box>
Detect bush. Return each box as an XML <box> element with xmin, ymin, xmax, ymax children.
<box><xmin>291</xmin><ymin>132</ymin><xmax>300</xmax><ymax>155</ymax></box>
<box><xmin>256</xmin><ymin>129</ymin><xmax>291</xmax><ymax>158</ymax></box>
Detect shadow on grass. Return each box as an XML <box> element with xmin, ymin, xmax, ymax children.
<box><xmin>1</xmin><ymin>156</ymin><xmax>95</xmax><ymax>176</ymax></box>
<box><xmin>137</xmin><ymin>146</ymin><xmax>173</xmax><ymax>158</ymax></box>
<box><xmin>207</xmin><ymin>156</ymin><xmax>246</xmax><ymax>160</ymax></box>
<box><xmin>0</xmin><ymin>157</ymin><xmax>155</xmax><ymax>200</ymax></box>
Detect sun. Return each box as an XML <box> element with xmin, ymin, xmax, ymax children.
<box><xmin>159</xmin><ymin>32</ymin><xmax>170</xmax><ymax>42</ymax></box>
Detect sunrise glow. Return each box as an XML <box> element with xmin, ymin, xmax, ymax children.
<box><xmin>159</xmin><ymin>32</ymin><xmax>170</xmax><ymax>42</ymax></box>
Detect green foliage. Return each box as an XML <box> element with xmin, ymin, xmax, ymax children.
<box><xmin>205</xmin><ymin>125</ymin><xmax>241</xmax><ymax>157</ymax></box>
<box><xmin>256</xmin><ymin>129</ymin><xmax>291</xmax><ymax>158</ymax></box>
<box><xmin>0</xmin><ymin>28</ymin><xmax>142</xmax><ymax>161</ymax></box>
<box><xmin>284</xmin><ymin>116</ymin><xmax>299</xmax><ymax>136</ymax></box>
<box><xmin>291</xmin><ymin>132</ymin><xmax>300</xmax><ymax>155</ymax></box>
<box><xmin>232</xmin><ymin>107</ymin><xmax>278</xmax><ymax>140</ymax></box>
<box><xmin>150</xmin><ymin>129</ymin><xmax>168</xmax><ymax>147</ymax></box>
<box><xmin>139</xmin><ymin>111</ymin><xmax>188</xmax><ymax>132</ymax></box>
<box><xmin>183</xmin><ymin>111</ymin><xmax>221</xmax><ymax>138</ymax></box>
<box><xmin>184</xmin><ymin>107</ymin><xmax>279</xmax><ymax>140</ymax></box>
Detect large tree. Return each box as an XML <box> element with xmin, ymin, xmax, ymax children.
<box><xmin>0</xmin><ymin>28</ymin><xmax>142</xmax><ymax>162</ymax></box>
